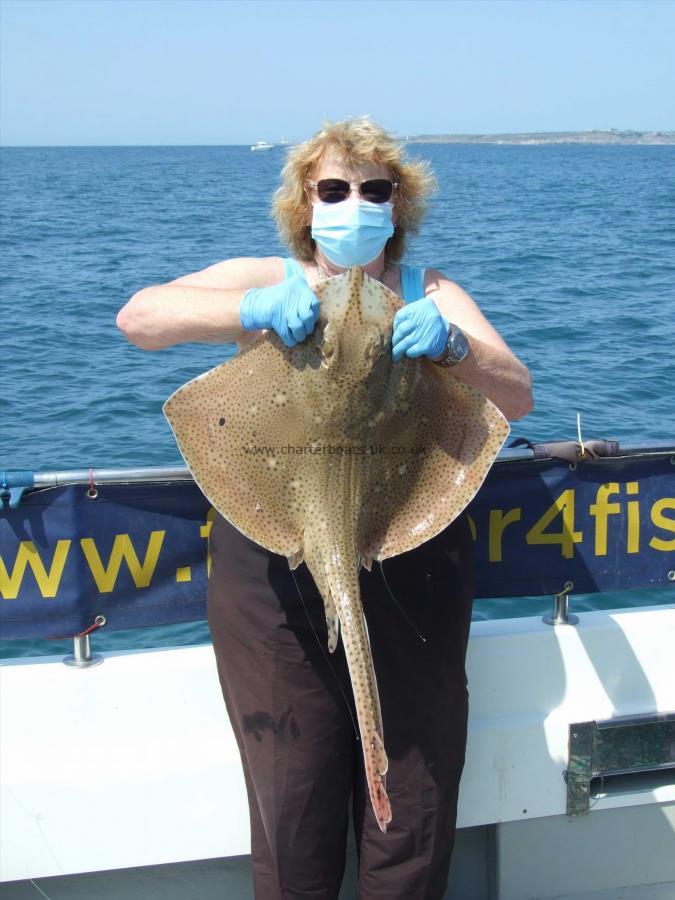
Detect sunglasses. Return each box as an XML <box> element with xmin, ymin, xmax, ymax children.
<box><xmin>307</xmin><ymin>178</ymin><xmax>397</xmax><ymax>204</ymax></box>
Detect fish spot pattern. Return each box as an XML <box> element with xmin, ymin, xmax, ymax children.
<box><xmin>163</xmin><ymin>266</ymin><xmax>509</xmax><ymax>832</ymax></box>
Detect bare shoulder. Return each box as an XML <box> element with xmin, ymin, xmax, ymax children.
<box><xmin>423</xmin><ymin>267</ymin><xmax>510</xmax><ymax>351</ymax></box>
<box><xmin>169</xmin><ymin>256</ymin><xmax>286</xmax><ymax>289</ymax></box>
<box><xmin>423</xmin><ymin>268</ymin><xmax>473</xmax><ymax>303</ymax></box>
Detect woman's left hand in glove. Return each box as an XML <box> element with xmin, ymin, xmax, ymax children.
<box><xmin>391</xmin><ymin>297</ymin><xmax>449</xmax><ymax>362</ymax></box>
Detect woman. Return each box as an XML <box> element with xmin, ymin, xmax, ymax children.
<box><xmin>118</xmin><ymin>118</ymin><xmax>532</xmax><ymax>899</ymax></box>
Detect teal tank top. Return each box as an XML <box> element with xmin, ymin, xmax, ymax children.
<box><xmin>283</xmin><ymin>258</ymin><xmax>426</xmax><ymax>303</ymax></box>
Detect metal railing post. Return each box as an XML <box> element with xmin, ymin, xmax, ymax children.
<box><xmin>543</xmin><ymin>581</ymin><xmax>578</xmax><ymax>626</ymax></box>
<box><xmin>63</xmin><ymin>616</ymin><xmax>106</xmax><ymax>667</ymax></box>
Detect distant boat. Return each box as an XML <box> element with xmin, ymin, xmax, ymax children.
<box><xmin>250</xmin><ymin>140</ymin><xmax>274</xmax><ymax>151</ymax></box>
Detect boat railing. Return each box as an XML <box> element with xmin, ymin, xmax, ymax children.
<box><xmin>3</xmin><ymin>440</ymin><xmax>674</xmax><ymax>493</ymax></box>
<box><xmin>1</xmin><ymin>440</ymin><xmax>674</xmax><ymax>653</ymax></box>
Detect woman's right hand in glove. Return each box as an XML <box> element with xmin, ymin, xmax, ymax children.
<box><xmin>240</xmin><ymin>276</ymin><xmax>320</xmax><ymax>347</ymax></box>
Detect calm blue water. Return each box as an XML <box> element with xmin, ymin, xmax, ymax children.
<box><xmin>1</xmin><ymin>144</ymin><xmax>674</xmax><ymax>657</ymax></box>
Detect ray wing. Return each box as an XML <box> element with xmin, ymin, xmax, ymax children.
<box><xmin>358</xmin><ymin>361</ymin><xmax>509</xmax><ymax>561</ymax></box>
<box><xmin>163</xmin><ymin>334</ymin><xmax>323</xmax><ymax>558</ymax></box>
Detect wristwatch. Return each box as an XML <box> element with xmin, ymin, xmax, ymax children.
<box><xmin>436</xmin><ymin>323</ymin><xmax>469</xmax><ymax>368</ymax></box>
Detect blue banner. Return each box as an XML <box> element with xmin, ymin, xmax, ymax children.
<box><xmin>1</xmin><ymin>454</ymin><xmax>674</xmax><ymax>639</ymax></box>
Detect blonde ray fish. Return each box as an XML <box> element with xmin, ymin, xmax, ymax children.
<box><xmin>163</xmin><ymin>267</ymin><xmax>509</xmax><ymax>832</ymax></box>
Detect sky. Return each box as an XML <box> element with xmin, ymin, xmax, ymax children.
<box><xmin>1</xmin><ymin>0</ymin><xmax>673</xmax><ymax>146</ymax></box>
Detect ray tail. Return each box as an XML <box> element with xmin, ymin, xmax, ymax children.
<box><xmin>304</xmin><ymin>531</ymin><xmax>392</xmax><ymax>833</ymax></box>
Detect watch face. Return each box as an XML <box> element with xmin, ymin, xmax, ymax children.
<box><xmin>449</xmin><ymin>326</ymin><xmax>469</xmax><ymax>362</ymax></box>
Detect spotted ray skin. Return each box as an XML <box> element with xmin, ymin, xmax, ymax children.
<box><xmin>163</xmin><ymin>267</ymin><xmax>509</xmax><ymax>832</ymax></box>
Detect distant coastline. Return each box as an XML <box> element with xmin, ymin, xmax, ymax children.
<box><xmin>404</xmin><ymin>129</ymin><xmax>675</xmax><ymax>145</ymax></box>
<box><xmin>2</xmin><ymin>129</ymin><xmax>674</xmax><ymax>150</ymax></box>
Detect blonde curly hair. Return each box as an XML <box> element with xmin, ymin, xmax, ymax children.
<box><xmin>272</xmin><ymin>117</ymin><xmax>436</xmax><ymax>265</ymax></box>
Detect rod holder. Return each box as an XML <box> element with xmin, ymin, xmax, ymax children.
<box><xmin>543</xmin><ymin>581</ymin><xmax>578</xmax><ymax>626</ymax></box>
<box><xmin>63</xmin><ymin>616</ymin><xmax>106</xmax><ymax>667</ymax></box>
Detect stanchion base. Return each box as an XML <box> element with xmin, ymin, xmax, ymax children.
<box><xmin>542</xmin><ymin>613</ymin><xmax>579</xmax><ymax>626</ymax></box>
<box><xmin>63</xmin><ymin>653</ymin><xmax>104</xmax><ymax>668</ymax></box>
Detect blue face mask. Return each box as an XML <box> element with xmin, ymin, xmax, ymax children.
<box><xmin>311</xmin><ymin>200</ymin><xmax>394</xmax><ymax>268</ymax></box>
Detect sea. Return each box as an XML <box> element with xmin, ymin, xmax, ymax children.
<box><xmin>1</xmin><ymin>143</ymin><xmax>674</xmax><ymax>658</ymax></box>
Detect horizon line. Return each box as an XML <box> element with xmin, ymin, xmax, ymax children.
<box><xmin>2</xmin><ymin>128</ymin><xmax>674</xmax><ymax>150</ymax></box>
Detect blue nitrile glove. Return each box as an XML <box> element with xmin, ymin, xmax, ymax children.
<box><xmin>240</xmin><ymin>276</ymin><xmax>320</xmax><ymax>348</ymax></box>
<box><xmin>391</xmin><ymin>297</ymin><xmax>449</xmax><ymax>362</ymax></box>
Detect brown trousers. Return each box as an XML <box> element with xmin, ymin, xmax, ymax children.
<box><xmin>207</xmin><ymin>513</ymin><xmax>474</xmax><ymax>900</ymax></box>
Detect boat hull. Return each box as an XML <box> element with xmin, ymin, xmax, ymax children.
<box><xmin>2</xmin><ymin>604</ymin><xmax>675</xmax><ymax>897</ymax></box>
